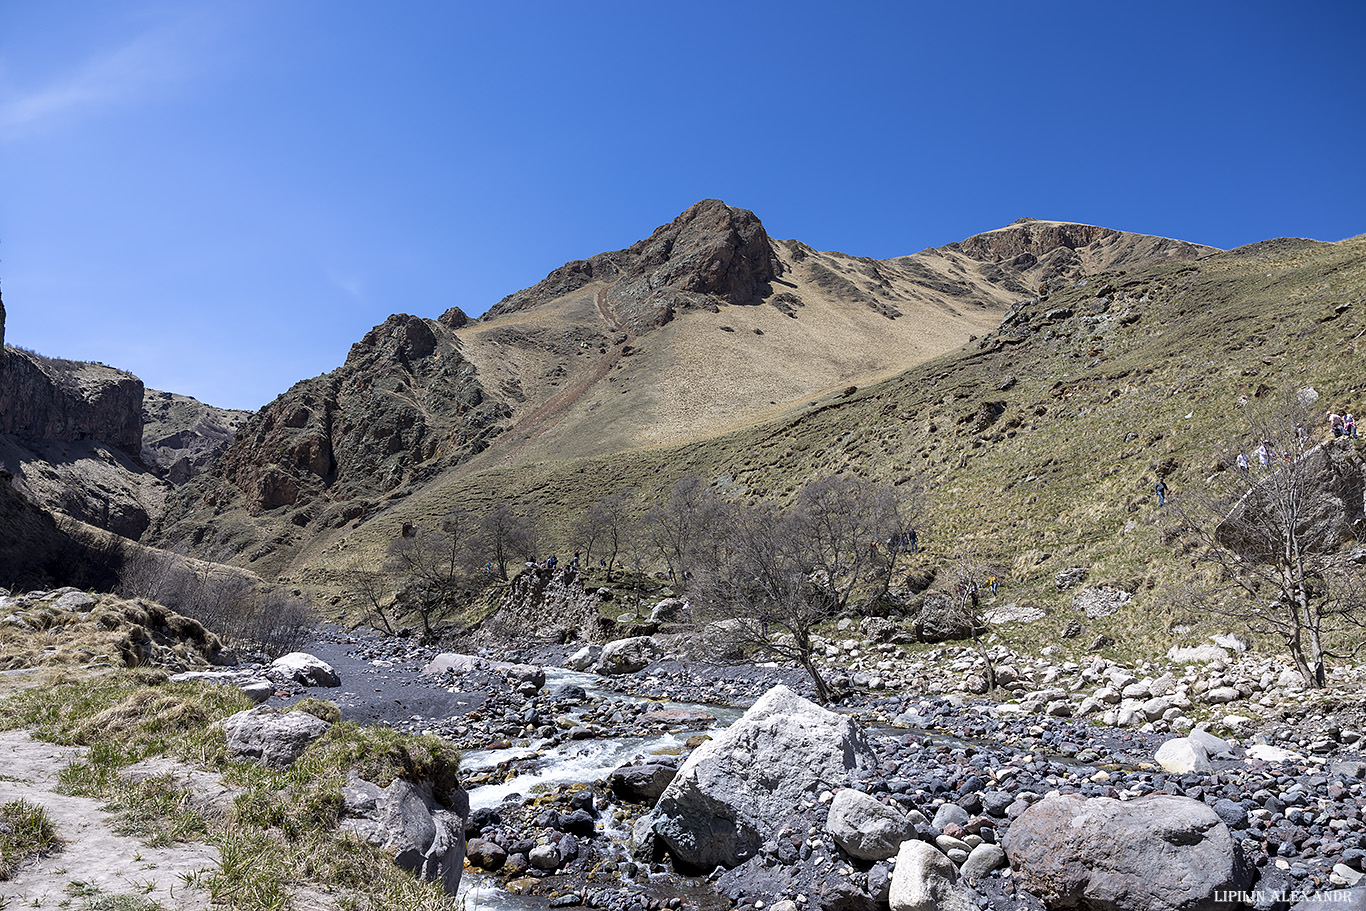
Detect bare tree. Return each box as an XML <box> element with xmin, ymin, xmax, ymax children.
<box><xmin>475</xmin><ymin>503</ymin><xmax>538</xmax><ymax>581</ymax></box>
<box><xmin>645</xmin><ymin>475</ymin><xmax>726</xmax><ymax>585</ymax></box>
<box><xmin>691</xmin><ymin>474</ymin><xmax>923</xmax><ymax>703</ymax></box>
<box><xmin>693</xmin><ymin>500</ymin><xmax>837</xmax><ymax>703</ymax></box>
<box><xmin>1171</xmin><ymin>389</ymin><xmax>1366</xmax><ymax>687</ymax></box>
<box><xmin>585</xmin><ymin>491</ymin><xmax>634</xmax><ymax>583</ymax></box>
<box><xmin>789</xmin><ymin>475</ymin><xmax>912</xmax><ymax>612</ymax></box>
<box><xmin>385</xmin><ymin>509</ymin><xmax>475</xmax><ymax>641</ymax></box>
<box><xmin>348</xmin><ymin>570</ymin><xmax>398</xmax><ymax>636</ymax></box>
<box><xmin>938</xmin><ymin>556</ymin><xmax>998</xmax><ymax>691</ymax></box>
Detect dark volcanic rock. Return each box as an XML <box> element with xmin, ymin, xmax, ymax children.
<box><xmin>485</xmin><ymin>199</ymin><xmax>782</xmax><ymax>331</ymax></box>
<box><xmin>157</xmin><ymin>313</ymin><xmax>508</xmax><ymax>522</ymax></box>
<box><xmin>0</xmin><ymin>348</ymin><xmax>143</xmax><ymax>452</ymax></box>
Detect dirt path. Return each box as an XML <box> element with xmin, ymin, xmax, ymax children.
<box><xmin>0</xmin><ymin>730</ymin><xmax>218</xmax><ymax>910</ymax></box>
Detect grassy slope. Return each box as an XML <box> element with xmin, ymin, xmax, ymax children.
<box><xmin>297</xmin><ymin>234</ymin><xmax>1366</xmax><ymax>657</ymax></box>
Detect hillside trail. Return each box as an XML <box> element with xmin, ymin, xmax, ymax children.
<box><xmin>0</xmin><ymin>729</ymin><xmax>217</xmax><ymax>910</ymax></box>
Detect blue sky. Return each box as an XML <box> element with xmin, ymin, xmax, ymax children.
<box><xmin>2</xmin><ymin>1</ymin><xmax>1363</xmax><ymax>411</ymax></box>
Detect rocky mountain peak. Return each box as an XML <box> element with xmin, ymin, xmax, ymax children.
<box><xmin>955</xmin><ymin>221</ymin><xmax>1120</xmax><ymax>262</ymax></box>
<box><xmin>484</xmin><ymin>199</ymin><xmax>780</xmax><ymax>331</ymax></box>
<box><xmin>1</xmin><ymin>287</ymin><xmax>6</xmax><ymax>355</ymax></box>
<box><xmin>625</xmin><ymin>198</ymin><xmax>780</xmax><ymax>305</ymax></box>
<box><xmin>345</xmin><ymin>314</ymin><xmax>440</xmax><ymax>369</ymax></box>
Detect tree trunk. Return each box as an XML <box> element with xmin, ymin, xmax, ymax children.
<box><xmin>800</xmin><ymin>653</ymin><xmax>832</xmax><ymax>705</ymax></box>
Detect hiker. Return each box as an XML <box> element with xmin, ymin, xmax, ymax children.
<box><xmin>906</xmin><ymin>529</ymin><xmax>918</xmax><ymax>553</ymax></box>
<box><xmin>987</xmin><ymin>575</ymin><xmax>999</xmax><ymax>595</ymax></box>
<box><xmin>1347</xmin><ymin>414</ymin><xmax>1359</xmax><ymax>439</ymax></box>
<box><xmin>1236</xmin><ymin>452</ymin><xmax>1249</xmax><ymax>474</ymax></box>
<box><xmin>1256</xmin><ymin>442</ymin><xmax>1272</xmax><ymax>467</ymax></box>
<box><xmin>1155</xmin><ymin>479</ymin><xmax>1168</xmax><ymax>507</ymax></box>
<box><xmin>1329</xmin><ymin>412</ymin><xmax>1346</xmax><ymax>437</ymax></box>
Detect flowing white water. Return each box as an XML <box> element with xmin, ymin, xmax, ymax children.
<box><xmin>456</xmin><ymin>666</ymin><xmax>750</xmax><ymax>908</ymax></box>
<box><xmin>467</xmin><ymin>731</ymin><xmax>691</xmax><ymax>811</ymax></box>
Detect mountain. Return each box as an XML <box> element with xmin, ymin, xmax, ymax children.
<box><xmin>147</xmin><ymin>200</ymin><xmax>1213</xmax><ymax>577</ymax></box>
<box><xmin>0</xmin><ymin>295</ymin><xmax>248</xmax><ymax>543</ymax></box>
<box><xmin>293</xmin><ymin>231</ymin><xmax>1365</xmax><ymax>643</ymax></box>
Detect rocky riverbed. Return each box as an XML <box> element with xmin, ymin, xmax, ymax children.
<box><xmin>198</xmin><ymin>619</ymin><xmax>1366</xmax><ymax>911</ymax></box>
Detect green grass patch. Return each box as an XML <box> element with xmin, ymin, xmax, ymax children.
<box><xmin>0</xmin><ymin>671</ymin><xmax>464</xmax><ymax>910</ymax></box>
<box><xmin>0</xmin><ymin>798</ymin><xmax>62</xmax><ymax>879</ymax></box>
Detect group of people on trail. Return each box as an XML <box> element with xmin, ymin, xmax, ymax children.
<box><xmin>1328</xmin><ymin>411</ymin><xmax>1360</xmax><ymax>439</ymax></box>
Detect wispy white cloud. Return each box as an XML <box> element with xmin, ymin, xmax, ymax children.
<box><xmin>326</xmin><ymin>267</ymin><xmax>366</xmax><ymax>301</ymax></box>
<box><xmin>0</xmin><ymin>12</ymin><xmax>209</xmax><ymax>142</ymax></box>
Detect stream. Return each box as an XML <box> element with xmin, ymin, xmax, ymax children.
<box><xmin>455</xmin><ymin>667</ymin><xmax>747</xmax><ymax>909</ymax></box>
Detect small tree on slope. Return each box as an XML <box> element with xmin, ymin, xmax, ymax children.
<box><xmin>1171</xmin><ymin>390</ymin><xmax>1366</xmax><ymax>687</ymax></box>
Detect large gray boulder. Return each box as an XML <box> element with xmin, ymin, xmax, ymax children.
<box><xmin>594</xmin><ymin>636</ymin><xmax>662</xmax><ymax>675</ymax></box>
<box><xmin>222</xmin><ymin>706</ymin><xmax>331</xmax><ymax>769</ymax></box>
<box><xmin>827</xmin><ymin>788</ymin><xmax>915</xmax><ymax>861</ymax></box>
<box><xmin>267</xmin><ymin>652</ymin><xmax>340</xmax><ymax>687</ymax></box>
<box><xmin>341</xmin><ymin>774</ymin><xmax>468</xmax><ymax>895</ymax></box>
<box><xmin>609</xmin><ymin>759</ymin><xmax>680</xmax><ymax>805</ymax></box>
<box><xmin>1004</xmin><ymin>793</ymin><xmax>1252</xmax><ymax>911</ymax></box>
<box><xmin>889</xmin><ymin>839</ymin><xmax>976</xmax><ymax>911</ymax></box>
<box><xmin>1218</xmin><ymin>438</ymin><xmax>1366</xmax><ymax>554</ymax></box>
<box><xmin>913</xmin><ymin>591</ymin><xmax>976</xmax><ymax>642</ymax></box>
<box><xmin>649</xmin><ymin>684</ymin><xmax>877</xmax><ymax>870</ymax></box>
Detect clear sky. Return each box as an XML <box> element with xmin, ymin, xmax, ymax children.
<box><xmin>2</xmin><ymin>1</ymin><xmax>1363</xmax><ymax>411</ymax></box>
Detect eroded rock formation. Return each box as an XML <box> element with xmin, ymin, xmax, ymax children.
<box><xmin>485</xmin><ymin>199</ymin><xmax>781</xmax><ymax>331</ymax></box>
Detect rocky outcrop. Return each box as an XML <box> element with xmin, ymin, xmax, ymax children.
<box><xmin>0</xmin><ymin>472</ymin><xmax>125</xmax><ymax>591</ymax></box>
<box><xmin>152</xmin><ymin>313</ymin><xmax>509</xmax><ymax>545</ymax></box>
<box><xmin>141</xmin><ymin>389</ymin><xmax>250</xmax><ymax>483</ymax></box>
<box><xmin>485</xmin><ymin>199</ymin><xmax>782</xmax><ymax>331</ymax></box>
<box><xmin>0</xmin><ymin>348</ymin><xmax>143</xmax><ymax>452</ymax></box>
<box><xmin>341</xmin><ymin>773</ymin><xmax>468</xmax><ymax>895</ymax></box>
<box><xmin>952</xmin><ymin>218</ymin><xmax>1212</xmax><ymax>285</ymax></box>
<box><xmin>648</xmin><ymin>684</ymin><xmax>877</xmax><ymax>870</ymax></box>
<box><xmin>1003</xmin><ymin>793</ymin><xmax>1252</xmax><ymax>911</ymax></box>
<box><xmin>1217</xmin><ymin>438</ymin><xmax>1366</xmax><ymax>554</ymax></box>
<box><xmin>486</xmin><ymin>565</ymin><xmax>605</xmax><ymax>643</ymax></box>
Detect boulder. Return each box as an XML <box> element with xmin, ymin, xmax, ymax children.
<box><xmin>239</xmin><ymin>677</ymin><xmax>274</xmax><ymax>704</ymax></box>
<box><xmin>341</xmin><ymin>774</ymin><xmax>468</xmax><ymax>894</ymax></box>
<box><xmin>222</xmin><ymin>706</ymin><xmax>331</xmax><ymax>769</ymax></box>
<box><xmin>566</xmin><ymin>645</ymin><xmax>601</xmax><ymax>671</ymax></box>
<box><xmin>267</xmin><ymin>652</ymin><xmax>340</xmax><ymax>687</ymax></box>
<box><xmin>913</xmin><ymin>591</ymin><xmax>977</xmax><ymax>642</ymax></box>
<box><xmin>610</xmin><ymin>760</ymin><xmax>681</xmax><ymax>805</ymax></box>
<box><xmin>649</xmin><ymin>684</ymin><xmax>877</xmax><ymax>870</ymax></box>
<box><xmin>1217</xmin><ymin>438</ymin><xmax>1366</xmax><ymax>554</ymax></box>
<box><xmin>594</xmin><ymin>636</ymin><xmax>662</xmax><ymax>675</ymax></box>
<box><xmin>826</xmin><ymin>788</ymin><xmax>915</xmax><ymax>861</ymax></box>
<box><xmin>1004</xmin><ymin>793</ymin><xmax>1252</xmax><ymax>911</ymax></box>
<box><xmin>650</xmin><ymin>598</ymin><xmax>687</xmax><ymax>623</ymax></box>
<box><xmin>465</xmin><ymin>837</ymin><xmax>506</xmax><ymax>870</ymax></box>
<box><xmin>889</xmin><ymin>839</ymin><xmax>975</xmax><ymax>911</ymax></box>
<box><xmin>961</xmin><ymin>842</ymin><xmax>1007</xmax><ymax>881</ymax></box>
<box><xmin>1155</xmin><ymin>737</ymin><xmax>1213</xmax><ymax>774</ymax></box>
<box><xmin>1167</xmin><ymin>644</ymin><xmax>1231</xmax><ymax>663</ymax></box>
<box><xmin>421</xmin><ymin>653</ymin><xmax>482</xmax><ymax>675</ymax></box>
<box><xmin>1073</xmin><ymin>586</ymin><xmax>1131</xmax><ymax>619</ymax></box>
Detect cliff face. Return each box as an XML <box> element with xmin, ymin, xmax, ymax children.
<box><xmin>141</xmin><ymin>390</ymin><xmax>252</xmax><ymax>483</ymax></box>
<box><xmin>0</xmin><ymin>350</ymin><xmax>144</xmax><ymax>451</ymax></box>
<box><xmin>170</xmin><ymin>313</ymin><xmax>507</xmax><ymax>530</ymax></box>
<box><xmin>485</xmin><ymin>199</ymin><xmax>781</xmax><ymax>331</ymax></box>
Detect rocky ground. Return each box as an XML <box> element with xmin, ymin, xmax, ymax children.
<box><xmin>8</xmin><ymin>593</ymin><xmax>1366</xmax><ymax>911</ymax></box>
<box><xmin>231</xmin><ymin>621</ymin><xmax>1366</xmax><ymax>911</ymax></box>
